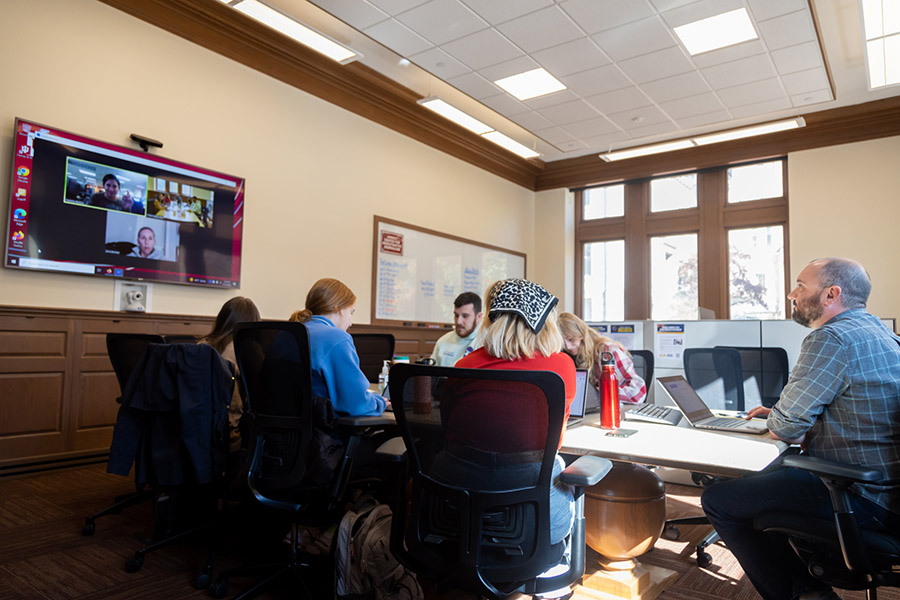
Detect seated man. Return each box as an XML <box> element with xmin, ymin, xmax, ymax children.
<box><xmin>431</xmin><ymin>292</ymin><xmax>483</xmax><ymax>366</ymax></box>
<box><xmin>701</xmin><ymin>257</ymin><xmax>900</xmax><ymax>600</ymax></box>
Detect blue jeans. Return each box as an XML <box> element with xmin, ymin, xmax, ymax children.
<box><xmin>701</xmin><ymin>465</ymin><xmax>892</xmax><ymax>600</ymax></box>
<box><xmin>430</xmin><ymin>449</ymin><xmax>574</xmax><ymax>545</ymax></box>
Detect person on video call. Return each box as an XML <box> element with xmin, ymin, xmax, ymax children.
<box><xmin>90</xmin><ymin>174</ymin><xmax>124</xmax><ymax>210</ymax></box>
<box><xmin>120</xmin><ymin>191</ymin><xmax>145</xmax><ymax>215</ymax></box>
<box><xmin>701</xmin><ymin>257</ymin><xmax>900</xmax><ymax>600</ymax></box>
<box><xmin>431</xmin><ymin>292</ymin><xmax>483</xmax><ymax>366</ymax></box>
<box><xmin>129</xmin><ymin>227</ymin><xmax>163</xmax><ymax>259</ymax></box>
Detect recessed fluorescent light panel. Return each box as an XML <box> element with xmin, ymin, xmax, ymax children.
<box><xmin>229</xmin><ymin>0</ymin><xmax>358</xmax><ymax>64</ymax></box>
<box><xmin>494</xmin><ymin>68</ymin><xmax>566</xmax><ymax>101</ymax></box>
<box><xmin>860</xmin><ymin>0</ymin><xmax>900</xmax><ymax>88</ymax></box>
<box><xmin>693</xmin><ymin>117</ymin><xmax>806</xmax><ymax>145</ymax></box>
<box><xmin>599</xmin><ymin>140</ymin><xmax>695</xmax><ymax>162</ymax></box>
<box><xmin>418</xmin><ymin>98</ymin><xmax>493</xmax><ymax>135</ymax></box>
<box><xmin>674</xmin><ymin>8</ymin><xmax>758</xmax><ymax>55</ymax></box>
<box><xmin>481</xmin><ymin>131</ymin><xmax>540</xmax><ymax>159</ymax></box>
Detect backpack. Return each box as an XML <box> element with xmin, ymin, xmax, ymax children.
<box><xmin>334</xmin><ymin>495</ymin><xmax>423</xmax><ymax>600</ymax></box>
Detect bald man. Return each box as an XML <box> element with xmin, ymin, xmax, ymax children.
<box><xmin>702</xmin><ymin>258</ymin><xmax>900</xmax><ymax>600</ymax></box>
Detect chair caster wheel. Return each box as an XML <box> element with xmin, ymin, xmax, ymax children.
<box><xmin>662</xmin><ymin>525</ymin><xmax>680</xmax><ymax>541</ymax></box>
<box><xmin>696</xmin><ymin>551</ymin><xmax>712</xmax><ymax>568</ymax></box>
<box><xmin>210</xmin><ymin>578</ymin><xmax>228</xmax><ymax>598</ymax></box>
<box><xmin>82</xmin><ymin>520</ymin><xmax>95</xmax><ymax>536</ymax></box>
<box><xmin>195</xmin><ymin>571</ymin><xmax>211</xmax><ymax>589</ymax></box>
<box><xmin>125</xmin><ymin>554</ymin><xmax>144</xmax><ymax>572</ymax></box>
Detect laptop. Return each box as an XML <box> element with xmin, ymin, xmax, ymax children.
<box><xmin>657</xmin><ymin>375</ymin><xmax>768</xmax><ymax>434</ymax></box>
<box><xmin>567</xmin><ymin>369</ymin><xmax>589</xmax><ymax>426</ymax></box>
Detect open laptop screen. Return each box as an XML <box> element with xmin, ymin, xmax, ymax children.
<box><xmin>658</xmin><ymin>376</ymin><xmax>715</xmax><ymax>423</ymax></box>
<box><xmin>570</xmin><ymin>369</ymin><xmax>588</xmax><ymax>419</ymax></box>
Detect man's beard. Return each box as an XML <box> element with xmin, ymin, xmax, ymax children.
<box><xmin>791</xmin><ymin>299</ymin><xmax>823</xmax><ymax>327</ymax></box>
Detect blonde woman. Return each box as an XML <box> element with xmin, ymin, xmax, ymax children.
<box><xmin>290</xmin><ymin>278</ymin><xmax>387</xmax><ymax>416</ymax></box>
<box><xmin>434</xmin><ymin>278</ymin><xmax>576</xmax><ymax>545</ymax></box>
<box><xmin>558</xmin><ymin>312</ymin><xmax>646</xmax><ymax>404</ymax></box>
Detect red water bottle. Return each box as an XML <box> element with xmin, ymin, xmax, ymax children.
<box><xmin>599</xmin><ymin>351</ymin><xmax>620</xmax><ymax>429</ymax></box>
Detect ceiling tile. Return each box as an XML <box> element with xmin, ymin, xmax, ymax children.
<box><xmin>641</xmin><ymin>71</ymin><xmax>712</xmax><ymax>103</ymax></box>
<box><xmin>702</xmin><ymin>54</ymin><xmax>777</xmax><ymax>90</ymax></box>
<box><xmin>478</xmin><ymin>55</ymin><xmax>540</xmax><ymax>81</ymax></box>
<box><xmin>396</xmin><ymin>0</ymin><xmax>488</xmax><ymax>45</ymax></box>
<box><xmin>496</xmin><ymin>6</ymin><xmax>583</xmax><ymax>53</ymax></box>
<box><xmin>510</xmin><ymin>110</ymin><xmax>555</xmax><ymax>131</ymax></box>
<box><xmin>363</xmin><ymin>19</ymin><xmax>433</xmax><ymax>56</ymax></box>
<box><xmin>584</xmin><ymin>86</ymin><xmax>654</xmax><ymax>114</ymax></box>
<box><xmin>459</xmin><ymin>0</ymin><xmax>553</xmax><ymax>25</ymax></box>
<box><xmin>791</xmin><ymin>89</ymin><xmax>833</xmax><ymax>107</ymax></box>
<box><xmin>622</xmin><ymin>119</ymin><xmax>679</xmax><ymax>139</ymax></box>
<box><xmin>561</xmin><ymin>116</ymin><xmax>619</xmax><ymax>137</ymax></box>
<box><xmin>409</xmin><ymin>47</ymin><xmax>471</xmax><ymax>78</ymax></box>
<box><xmin>771</xmin><ymin>41</ymin><xmax>824</xmax><ymax>75</ymax></box>
<box><xmin>480</xmin><ymin>92</ymin><xmax>532</xmax><ymax>116</ymax></box>
<box><xmin>659</xmin><ymin>92</ymin><xmax>726</xmax><ymax>119</ymax></box>
<box><xmin>556</xmin><ymin>139</ymin><xmax>591</xmax><ymax>152</ymax></box>
<box><xmin>442</xmin><ymin>28</ymin><xmax>523</xmax><ymax>70</ymax></box>
<box><xmin>534</xmin><ymin>126</ymin><xmax>579</xmax><ymax>145</ymax></box>
<box><xmin>561</xmin><ymin>64</ymin><xmax>633</xmax><ymax>96</ymax></box>
<box><xmin>747</xmin><ymin>0</ymin><xmax>808</xmax><ymax>22</ymax></box>
<box><xmin>535</xmin><ymin>99</ymin><xmax>602</xmax><ymax>125</ymax></box>
<box><xmin>368</xmin><ymin>0</ymin><xmax>431</xmax><ymax>15</ymax></box>
<box><xmin>559</xmin><ymin>0</ymin><xmax>656</xmax><ymax>34</ymax></box>
<box><xmin>532</xmin><ymin>38</ymin><xmax>611</xmax><ymax>78</ymax></box>
<box><xmin>716</xmin><ymin>78</ymin><xmax>785</xmax><ymax>108</ymax></box>
<box><xmin>675</xmin><ymin>110</ymin><xmax>732</xmax><ymax>129</ymax></box>
<box><xmin>308</xmin><ymin>0</ymin><xmax>389</xmax><ymax>30</ymax></box>
<box><xmin>690</xmin><ymin>39</ymin><xmax>765</xmax><ymax>68</ymax></box>
<box><xmin>659</xmin><ymin>0</ymin><xmax>744</xmax><ymax>29</ymax></box>
<box><xmin>757</xmin><ymin>10</ymin><xmax>816</xmax><ymax>51</ymax></box>
<box><xmin>728</xmin><ymin>97</ymin><xmax>792</xmax><ymax>118</ymax></box>
<box><xmin>592</xmin><ymin>16</ymin><xmax>677</xmax><ymax>62</ymax></box>
<box><xmin>618</xmin><ymin>46</ymin><xmax>695</xmax><ymax>84</ymax></box>
<box><xmin>447</xmin><ymin>71</ymin><xmax>500</xmax><ymax>99</ymax></box>
<box><xmin>581</xmin><ymin>130</ymin><xmax>631</xmax><ymax>149</ymax></box>
<box><xmin>648</xmin><ymin>0</ymin><xmax>696</xmax><ymax>12</ymax></box>
<box><xmin>782</xmin><ymin>67</ymin><xmax>829</xmax><ymax>95</ymax></box>
<box><xmin>607</xmin><ymin>104</ymin><xmax>672</xmax><ymax>130</ymax></box>
<box><xmin>523</xmin><ymin>89</ymin><xmax>579</xmax><ymax>109</ymax></box>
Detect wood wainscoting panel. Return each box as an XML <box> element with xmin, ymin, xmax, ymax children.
<box><xmin>0</xmin><ymin>372</ymin><xmax>67</xmax><ymax>462</ymax></box>
<box><xmin>77</xmin><ymin>372</ymin><xmax>120</xmax><ymax>430</ymax></box>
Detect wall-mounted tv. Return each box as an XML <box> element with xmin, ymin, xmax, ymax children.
<box><xmin>5</xmin><ymin>118</ymin><xmax>245</xmax><ymax>288</ymax></box>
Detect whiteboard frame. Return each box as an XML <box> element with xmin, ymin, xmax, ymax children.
<box><xmin>371</xmin><ymin>216</ymin><xmax>527</xmax><ymax>327</ymax></box>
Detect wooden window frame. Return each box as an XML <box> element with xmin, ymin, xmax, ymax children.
<box><xmin>575</xmin><ymin>158</ymin><xmax>789</xmax><ymax>320</ymax></box>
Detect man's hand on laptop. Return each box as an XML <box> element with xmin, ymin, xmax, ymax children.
<box><xmin>746</xmin><ymin>406</ymin><xmax>771</xmax><ymax>419</ymax></box>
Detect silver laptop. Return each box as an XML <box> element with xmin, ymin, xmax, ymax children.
<box><xmin>567</xmin><ymin>369</ymin><xmax>589</xmax><ymax>426</ymax></box>
<box><xmin>657</xmin><ymin>375</ymin><xmax>768</xmax><ymax>434</ymax></box>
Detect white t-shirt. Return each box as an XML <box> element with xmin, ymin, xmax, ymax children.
<box><xmin>431</xmin><ymin>329</ymin><xmax>479</xmax><ymax>366</ymax></box>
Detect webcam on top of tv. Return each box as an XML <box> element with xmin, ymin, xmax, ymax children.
<box><xmin>130</xmin><ymin>133</ymin><xmax>163</xmax><ymax>153</ymax></box>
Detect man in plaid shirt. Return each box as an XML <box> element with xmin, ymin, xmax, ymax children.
<box><xmin>702</xmin><ymin>258</ymin><xmax>900</xmax><ymax>600</ymax></box>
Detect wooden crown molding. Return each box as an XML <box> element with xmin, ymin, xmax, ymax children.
<box><xmin>100</xmin><ymin>0</ymin><xmax>900</xmax><ymax>193</ymax></box>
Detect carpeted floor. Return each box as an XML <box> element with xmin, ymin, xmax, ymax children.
<box><xmin>0</xmin><ymin>464</ymin><xmax>893</xmax><ymax>599</ymax></box>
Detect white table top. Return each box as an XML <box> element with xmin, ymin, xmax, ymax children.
<box><xmin>561</xmin><ymin>414</ymin><xmax>788</xmax><ymax>478</ymax></box>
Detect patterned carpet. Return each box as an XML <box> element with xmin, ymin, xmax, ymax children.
<box><xmin>0</xmin><ymin>464</ymin><xmax>894</xmax><ymax>599</ymax></box>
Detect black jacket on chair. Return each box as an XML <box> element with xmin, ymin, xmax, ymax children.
<box><xmin>107</xmin><ymin>343</ymin><xmax>234</xmax><ymax>486</ymax></box>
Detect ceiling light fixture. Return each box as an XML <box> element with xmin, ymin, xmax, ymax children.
<box><xmin>674</xmin><ymin>8</ymin><xmax>758</xmax><ymax>55</ymax></box>
<box><xmin>599</xmin><ymin>117</ymin><xmax>806</xmax><ymax>161</ymax></box>
<box><xmin>481</xmin><ymin>131</ymin><xmax>541</xmax><ymax>159</ymax></box>
<box><xmin>859</xmin><ymin>0</ymin><xmax>900</xmax><ymax>89</ymax></box>
<box><xmin>220</xmin><ymin>0</ymin><xmax>359</xmax><ymax>64</ymax></box>
<box><xmin>417</xmin><ymin>98</ymin><xmax>493</xmax><ymax>135</ymax></box>
<box><xmin>493</xmin><ymin>68</ymin><xmax>567</xmax><ymax>101</ymax></box>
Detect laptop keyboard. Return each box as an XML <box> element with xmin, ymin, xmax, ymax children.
<box><xmin>704</xmin><ymin>417</ymin><xmax>748</xmax><ymax>428</ymax></box>
<box><xmin>624</xmin><ymin>403</ymin><xmax>682</xmax><ymax>426</ymax></box>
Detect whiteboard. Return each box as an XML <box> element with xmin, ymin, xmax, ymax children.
<box><xmin>372</xmin><ymin>217</ymin><xmax>526</xmax><ymax>325</ymax></box>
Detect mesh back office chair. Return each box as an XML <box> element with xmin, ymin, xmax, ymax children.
<box><xmin>387</xmin><ymin>363</ymin><xmax>612</xmax><ymax>600</ymax></box>
<box><xmin>351</xmin><ymin>332</ymin><xmax>395</xmax><ymax>383</ymax></box>
<box><xmin>683</xmin><ymin>347</ymin><xmax>745</xmax><ymax>411</ymax></box>
<box><xmin>208</xmin><ymin>322</ymin><xmax>393</xmax><ymax>600</ymax></box>
<box><xmin>82</xmin><ymin>333</ymin><xmax>165</xmax><ymax>536</ymax></box>
<box><xmin>630</xmin><ymin>349</ymin><xmax>655</xmax><ymax>387</ymax></box>
<box><xmin>755</xmin><ymin>455</ymin><xmax>900</xmax><ymax>600</ymax></box>
<box><xmin>716</xmin><ymin>346</ymin><xmax>789</xmax><ymax>409</ymax></box>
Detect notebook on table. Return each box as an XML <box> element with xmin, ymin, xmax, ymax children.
<box><xmin>657</xmin><ymin>375</ymin><xmax>768</xmax><ymax>435</ymax></box>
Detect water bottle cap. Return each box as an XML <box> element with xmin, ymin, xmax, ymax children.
<box><xmin>601</xmin><ymin>351</ymin><xmax>614</xmax><ymax>365</ymax></box>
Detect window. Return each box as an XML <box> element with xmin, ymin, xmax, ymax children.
<box><xmin>583</xmin><ymin>240</ymin><xmax>625</xmax><ymax>321</ymax></box>
<box><xmin>575</xmin><ymin>158</ymin><xmax>788</xmax><ymax>320</ymax></box>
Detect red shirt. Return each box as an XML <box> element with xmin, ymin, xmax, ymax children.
<box><xmin>447</xmin><ymin>348</ymin><xmax>576</xmax><ymax>451</ymax></box>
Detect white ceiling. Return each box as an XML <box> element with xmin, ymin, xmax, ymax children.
<box><xmin>263</xmin><ymin>0</ymin><xmax>900</xmax><ymax>162</ymax></box>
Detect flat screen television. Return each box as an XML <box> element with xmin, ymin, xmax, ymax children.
<box><xmin>5</xmin><ymin>118</ymin><xmax>245</xmax><ymax>288</ymax></box>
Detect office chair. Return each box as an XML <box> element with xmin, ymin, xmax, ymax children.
<box><xmin>630</xmin><ymin>349</ymin><xmax>655</xmax><ymax>387</ymax></box>
<box><xmin>683</xmin><ymin>347</ymin><xmax>745</xmax><ymax>411</ymax></box>
<box><xmin>82</xmin><ymin>333</ymin><xmax>165</xmax><ymax>537</ymax></box>
<box><xmin>755</xmin><ymin>454</ymin><xmax>900</xmax><ymax>600</ymax></box>
<box><xmin>387</xmin><ymin>363</ymin><xmax>612</xmax><ymax>600</ymax></box>
<box><xmin>351</xmin><ymin>332</ymin><xmax>395</xmax><ymax>383</ymax></box>
<box><xmin>716</xmin><ymin>345</ymin><xmax>789</xmax><ymax>409</ymax></box>
<box><xmin>206</xmin><ymin>322</ymin><xmax>393</xmax><ymax>600</ymax></box>
<box><xmin>162</xmin><ymin>334</ymin><xmax>201</xmax><ymax>344</ymax></box>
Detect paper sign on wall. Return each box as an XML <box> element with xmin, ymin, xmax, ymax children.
<box><xmin>655</xmin><ymin>323</ymin><xmax>686</xmax><ymax>360</ymax></box>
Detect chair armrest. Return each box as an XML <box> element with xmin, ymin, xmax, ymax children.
<box><xmin>334</xmin><ymin>415</ymin><xmax>393</xmax><ymax>429</ymax></box>
<box><xmin>374</xmin><ymin>436</ymin><xmax>407</xmax><ymax>462</ymax></box>
<box><xmin>782</xmin><ymin>455</ymin><xmax>883</xmax><ymax>484</ymax></box>
<box><xmin>560</xmin><ymin>456</ymin><xmax>613</xmax><ymax>487</ymax></box>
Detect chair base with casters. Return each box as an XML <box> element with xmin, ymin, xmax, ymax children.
<box><xmin>82</xmin><ymin>487</ymin><xmax>153</xmax><ymax>536</ymax></box>
<box><xmin>754</xmin><ymin>454</ymin><xmax>900</xmax><ymax>600</ymax></box>
<box><xmin>661</xmin><ymin>471</ymin><xmax>724</xmax><ymax>568</ymax></box>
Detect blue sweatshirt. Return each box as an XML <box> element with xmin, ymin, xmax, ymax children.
<box><xmin>306</xmin><ymin>315</ymin><xmax>386</xmax><ymax>416</ymax></box>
